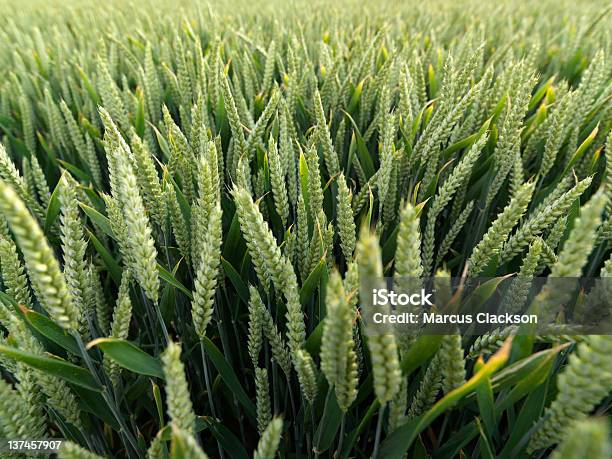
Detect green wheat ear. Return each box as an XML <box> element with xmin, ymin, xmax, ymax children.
<box><xmin>550</xmin><ymin>418</ymin><xmax>611</xmax><ymax>459</ymax></box>
<box><xmin>268</xmin><ymin>134</ymin><xmax>289</xmax><ymax>226</ymax></box>
<box><xmin>549</xmin><ymin>191</ymin><xmax>606</xmax><ymax>277</ymax></box>
<box><xmin>501</xmin><ymin>176</ymin><xmax>593</xmax><ymax>262</ymax></box>
<box><xmin>321</xmin><ymin>269</ymin><xmax>358</xmax><ymax>412</ymax></box>
<box><xmin>192</xmin><ymin>204</ymin><xmax>222</xmax><ymax>339</ymax></box>
<box><xmin>336</xmin><ymin>172</ymin><xmax>356</xmax><ymax>261</ymax></box>
<box><xmin>388</xmin><ymin>378</ymin><xmax>408</xmax><ymax>431</ymax></box>
<box><xmin>437</xmin><ymin>334</ymin><xmax>465</xmax><ymax>394</ymax></box>
<box><xmin>407</xmin><ymin>352</ymin><xmax>442</xmax><ymax>419</ymax></box>
<box><xmin>8</xmin><ymin>314</ymin><xmax>82</xmax><ymax>427</ymax></box>
<box><xmin>313</xmin><ymin>89</ymin><xmax>340</xmax><ymax>177</ymax></box>
<box><xmin>129</xmin><ymin>128</ymin><xmax>166</xmax><ymax>227</ymax></box>
<box><xmin>394</xmin><ymin>200</ymin><xmax>423</xmax><ymax>288</ymax></box>
<box><xmin>423</xmin><ymin>133</ymin><xmax>487</xmax><ymax>275</ymax></box>
<box><xmin>29</xmin><ymin>154</ymin><xmax>51</xmax><ymax>208</ymax></box>
<box><xmin>248</xmin><ymin>286</ymin><xmax>265</xmax><ymax>368</ymax></box>
<box><xmin>0</xmin><ymin>142</ymin><xmax>28</xmax><ymax>200</ymax></box>
<box><xmin>528</xmin><ymin>336</ymin><xmax>612</xmax><ymax>452</ymax></box>
<box><xmin>0</xmin><ymin>143</ymin><xmax>45</xmax><ymax>222</ymax></box>
<box><xmin>255</xmin><ymin>367</ymin><xmax>272</xmax><ymax>434</ymax></box>
<box><xmin>146</xmin><ymin>431</ymin><xmax>167</xmax><ymax>459</ymax></box>
<box><xmin>231</xmin><ymin>186</ymin><xmax>305</xmax><ymax>354</ymax></box>
<box><xmin>249</xmin><ymin>286</ymin><xmax>291</xmax><ymax>378</ymax></box>
<box><xmin>471</xmin><ymin>237</ymin><xmax>545</xmax><ymax>358</ymax></box>
<box><xmin>100</xmin><ymin>108</ymin><xmax>159</xmax><ymax>302</ymax></box>
<box><xmin>170</xmin><ymin>424</ymin><xmax>210</xmax><ymax>459</ymax></box>
<box><xmin>166</xmin><ymin>182</ymin><xmax>191</xmax><ymax>263</ymax></box>
<box><xmin>254</xmin><ymin>417</ymin><xmax>284</xmax><ymax>459</ymax></box>
<box><xmin>0</xmin><ymin>234</ymin><xmax>33</xmax><ymax>308</ymax></box>
<box><xmin>90</xmin><ymin>264</ymin><xmax>110</xmax><ymax>336</ymax></box>
<box><xmin>468</xmin><ymin>181</ymin><xmax>535</xmax><ymax>277</ymax></box>
<box><xmin>536</xmin><ymin>191</ymin><xmax>607</xmax><ymax>321</ymax></box>
<box><xmin>59</xmin><ymin>172</ymin><xmax>91</xmax><ymax>337</ymax></box>
<box><xmin>192</xmin><ymin>156</ymin><xmax>215</xmax><ymax>266</ymax></box>
<box><xmin>295</xmin><ymin>349</ymin><xmax>318</xmax><ymax>404</ymax></box>
<box><xmin>0</xmin><ymin>179</ymin><xmax>79</xmax><ymax>331</ymax></box>
<box><xmin>105</xmin><ymin>270</ymin><xmax>133</xmax><ymax>386</ymax></box>
<box><xmin>162</xmin><ymin>341</ymin><xmax>196</xmax><ymax>435</ymax></box>
<box><xmin>304</xmin><ymin>145</ymin><xmax>324</xmax><ymax>219</ymax></box>
<box><xmin>0</xmin><ymin>376</ymin><xmax>44</xmax><ymax>439</ymax></box>
<box><xmin>357</xmin><ymin>226</ymin><xmax>401</xmax><ymax>403</ymax></box>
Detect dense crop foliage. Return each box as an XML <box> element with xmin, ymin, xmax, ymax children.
<box><xmin>0</xmin><ymin>0</ymin><xmax>611</xmax><ymax>457</ymax></box>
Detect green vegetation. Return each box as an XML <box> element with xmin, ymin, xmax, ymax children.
<box><xmin>0</xmin><ymin>0</ymin><xmax>610</xmax><ymax>457</ymax></box>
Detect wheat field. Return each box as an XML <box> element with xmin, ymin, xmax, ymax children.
<box><xmin>0</xmin><ymin>0</ymin><xmax>610</xmax><ymax>458</ymax></box>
